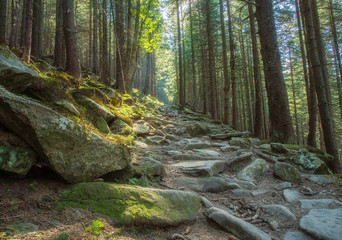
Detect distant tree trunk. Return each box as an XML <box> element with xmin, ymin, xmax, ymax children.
<box><xmin>100</xmin><ymin>0</ymin><xmax>109</xmax><ymax>85</ymax></box>
<box><xmin>9</xmin><ymin>0</ymin><xmax>19</xmax><ymax>48</ymax></box>
<box><xmin>255</xmin><ymin>0</ymin><xmax>294</xmax><ymax>143</ymax></box>
<box><xmin>301</xmin><ymin>0</ymin><xmax>341</xmax><ymax>173</ymax></box>
<box><xmin>220</xmin><ymin>0</ymin><xmax>230</xmax><ymax>124</ymax></box>
<box><xmin>115</xmin><ymin>0</ymin><xmax>125</xmax><ymax>91</ymax></box>
<box><xmin>311</xmin><ymin>0</ymin><xmax>332</xmax><ymax>112</ymax></box>
<box><xmin>143</xmin><ymin>51</ymin><xmax>152</xmax><ymax>95</ymax></box>
<box><xmin>329</xmin><ymin>0</ymin><xmax>342</xmax><ymax>118</ymax></box>
<box><xmin>31</xmin><ymin>0</ymin><xmax>42</xmax><ymax>58</ymax></box>
<box><xmin>189</xmin><ymin>0</ymin><xmax>197</xmax><ymax>109</ymax></box>
<box><xmin>20</xmin><ymin>0</ymin><xmax>27</xmax><ymax>48</ymax></box>
<box><xmin>89</xmin><ymin>0</ymin><xmax>93</xmax><ymax>69</ymax></box>
<box><xmin>93</xmin><ymin>0</ymin><xmax>99</xmax><ymax>74</ymax></box>
<box><xmin>0</xmin><ymin>0</ymin><xmax>7</xmax><ymax>44</ymax></box>
<box><xmin>54</xmin><ymin>0</ymin><xmax>64</xmax><ymax>69</ymax></box>
<box><xmin>22</xmin><ymin>0</ymin><xmax>33</xmax><ymax>62</ymax></box>
<box><xmin>62</xmin><ymin>0</ymin><xmax>81</xmax><ymax>80</ymax></box>
<box><xmin>248</xmin><ymin>4</ymin><xmax>262</xmax><ymax>139</ymax></box>
<box><xmin>176</xmin><ymin>0</ymin><xmax>184</xmax><ymax>106</ymax></box>
<box><xmin>205</xmin><ymin>0</ymin><xmax>217</xmax><ymax>119</ymax></box>
<box><xmin>289</xmin><ymin>45</ymin><xmax>300</xmax><ymax>144</ymax></box>
<box><xmin>227</xmin><ymin>0</ymin><xmax>236</xmax><ymax>127</ymax></box>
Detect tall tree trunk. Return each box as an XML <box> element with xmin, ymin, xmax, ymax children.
<box><xmin>54</xmin><ymin>0</ymin><xmax>64</xmax><ymax>69</ymax></box>
<box><xmin>205</xmin><ymin>0</ymin><xmax>217</xmax><ymax>119</ymax></box>
<box><xmin>248</xmin><ymin>4</ymin><xmax>262</xmax><ymax>139</ymax></box>
<box><xmin>329</xmin><ymin>0</ymin><xmax>342</xmax><ymax>118</ymax></box>
<box><xmin>93</xmin><ymin>0</ymin><xmax>99</xmax><ymax>74</ymax></box>
<box><xmin>115</xmin><ymin>0</ymin><xmax>125</xmax><ymax>91</ymax></box>
<box><xmin>89</xmin><ymin>0</ymin><xmax>93</xmax><ymax>69</ymax></box>
<box><xmin>189</xmin><ymin>0</ymin><xmax>197</xmax><ymax>109</ymax></box>
<box><xmin>255</xmin><ymin>0</ymin><xmax>294</xmax><ymax>143</ymax></box>
<box><xmin>311</xmin><ymin>0</ymin><xmax>332</xmax><ymax>111</ymax></box>
<box><xmin>31</xmin><ymin>0</ymin><xmax>42</xmax><ymax>58</ymax></box>
<box><xmin>176</xmin><ymin>0</ymin><xmax>184</xmax><ymax>106</ymax></box>
<box><xmin>143</xmin><ymin>52</ymin><xmax>152</xmax><ymax>95</ymax></box>
<box><xmin>0</xmin><ymin>0</ymin><xmax>7</xmax><ymax>44</ymax></box>
<box><xmin>62</xmin><ymin>0</ymin><xmax>81</xmax><ymax>80</ymax></box>
<box><xmin>101</xmin><ymin>0</ymin><xmax>109</xmax><ymax>85</ymax></box>
<box><xmin>220</xmin><ymin>0</ymin><xmax>230</xmax><ymax>124</ymax></box>
<box><xmin>300</xmin><ymin>0</ymin><xmax>340</xmax><ymax>172</ymax></box>
<box><xmin>9</xmin><ymin>0</ymin><xmax>19</xmax><ymax>48</ymax></box>
<box><xmin>20</xmin><ymin>0</ymin><xmax>27</xmax><ymax>48</ymax></box>
<box><xmin>289</xmin><ymin>45</ymin><xmax>300</xmax><ymax>144</ymax></box>
<box><xmin>22</xmin><ymin>0</ymin><xmax>33</xmax><ymax>62</ymax></box>
<box><xmin>227</xmin><ymin>0</ymin><xmax>236</xmax><ymax>127</ymax></box>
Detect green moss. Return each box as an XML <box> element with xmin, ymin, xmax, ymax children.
<box><xmin>58</xmin><ymin>182</ymin><xmax>200</xmax><ymax>226</ymax></box>
<box><xmin>95</xmin><ymin>117</ymin><xmax>110</xmax><ymax>134</ymax></box>
<box><xmin>285</xmin><ymin>144</ymin><xmax>326</xmax><ymax>155</ymax></box>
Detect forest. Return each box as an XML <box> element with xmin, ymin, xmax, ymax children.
<box><xmin>1</xmin><ymin>0</ymin><xmax>342</xmax><ymax>239</ymax></box>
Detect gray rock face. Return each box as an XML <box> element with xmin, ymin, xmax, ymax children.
<box><xmin>225</xmin><ymin>177</ymin><xmax>257</xmax><ymax>190</ymax></box>
<box><xmin>274</xmin><ymin>162</ymin><xmax>302</xmax><ymax>183</ymax></box>
<box><xmin>263</xmin><ymin>205</ymin><xmax>296</xmax><ymax>221</ymax></box>
<box><xmin>173</xmin><ymin>160</ymin><xmax>225</xmax><ymax>177</ymax></box>
<box><xmin>177</xmin><ymin>177</ymin><xmax>238</xmax><ymax>193</ymax></box>
<box><xmin>183</xmin><ymin>142</ymin><xmax>211</xmax><ymax>150</ymax></box>
<box><xmin>6</xmin><ymin>222</ymin><xmax>39</xmax><ymax>235</ymax></box>
<box><xmin>208</xmin><ymin>207</ymin><xmax>271</xmax><ymax>240</ymax></box>
<box><xmin>0</xmin><ymin>144</ymin><xmax>36</xmax><ymax>175</ymax></box>
<box><xmin>231</xmin><ymin>189</ymin><xmax>252</xmax><ymax>197</ymax></box>
<box><xmin>300</xmin><ymin>208</ymin><xmax>342</xmax><ymax>240</ymax></box>
<box><xmin>184</xmin><ymin>123</ymin><xmax>210</xmax><ymax>136</ymax></box>
<box><xmin>227</xmin><ymin>152</ymin><xmax>253</xmax><ymax>170</ymax></box>
<box><xmin>284</xmin><ymin>231</ymin><xmax>314</xmax><ymax>240</ymax></box>
<box><xmin>270</xmin><ymin>143</ymin><xmax>288</xmax><ymax>154</ymax></box>
<box><xmin>0</xmin><ymin>86</ymin><xmax>131</xmax><ymax>183</ymax></box>
<box><xmin>133</xmin><ymin>124</ymin><xmax>150</xmax><ymax>135</ymax></box>
<box><xmin>283</xmin><ymin>189</ymin><xmax>300</xmax><ymax>203</ymax></box>
<box><xmin>228</xmin><ymin>137</ymin><xmax>251</xmax><ymax>148</ymax></box>
<box><xmin>135</xmin><ymin>157</ymin><xmax>165</xmax><ymax>177</ymax></box>
<box><xmin>290</xmin><ymin>148</ymin><xmax>327</xmax><ymax>174</ymax></box>
<box><xmin>0</xmin><ymin>48</ymin><xmax>39</xmax><ymax>93</ymax></box>
<box><xmin>220</xmin><ymin>145</ymin><xmax>241</xmax><ymax>152</ymax></box>
<box><xmin>299</xmin><ymin>199</ymin><xmax>342</xmax><ymax>209</ymax></box>
<box><xmin>59</xmin><ymin>182</ymin><xmax>201</xmax><ymax>226</ymax></box>
<box><xmin>192</xmin><ymin>149</ymin><xmax>221</xmax><ymax>157</ymax></box>
<box><xmin>304</xmin><ymin>174</ymin><xmax>335</xmax><ymax>184</ymax></box>
<box><xmin>237</xmin><ymin>158</ymin><xmax>269</xmax><ymax>181</ymax></box>
<box><xmin>273</xmin><ymin>182</ymin><xmax>292</xmax><ymax>191</ymax></box>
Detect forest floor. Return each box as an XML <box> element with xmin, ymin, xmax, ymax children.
<box><xmin>0</xmin><ymin>107</ymin><xmax>342</xmax><ymax>240</ymax></box>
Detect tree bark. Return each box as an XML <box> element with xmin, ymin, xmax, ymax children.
<box><xmin>9</xmin><ymin>0</ymin><xmax>19</xmax><ymax>48</ymax></box>
<box><xmin>205</xmin><ymin>0</ymin><xmax>217</xmax><ymax>119</ymax></box>
<box><xmin>189</xmin><ymin>0</ymin><xmax>197</xmax><ymax>110</ymax></box>
<box><xmin>20</xmin><ymin>0</ymin><xmax>27</xmax><ymax>48</ymax></box>
<box><xmin>220</xmin><ymin>0</ymin><xmax>230</xmax><ymax>124</ymax></box>
<box><xmin>255</xmin><ymin>0</ymin><xmax>294</xmax><ymax>143</ymax></box>
<box><xmin>62</xmin><ymin>0</ymin><xmax>81</xmax><ymax>80</ymax></box>
<box><xmin>22</xmin><ymin>0</ymin><xmax>33</xmax><ymax>62</ymax></box>
<box><xmin>100</xmin><ymin>0</ymin><xmax>109</xmax><ymax>85</ymax></box>
<box><xmin>176</xmin><ymin>0</ymin><xmax>184</xmax><ymax>107</ymax></box>
<box><xmin>93</xmin><ymin>0</ymin><xmax>99</xmax><ymax>74</ymax></box>
<box><xmin>300</xmin><ymin>0</ymin><xmax>340</xmax><ymax>172</ymax></box>
<box><xmin>248</xmin><ymin>4</ymin><xmax>262</xmax><ymax>139</ymax></box>
<box><xmin>31</xmin><ymin>0</ymin><xmax>42</xmax><ymax>58</ymax></box>
<box><xmin>54</xmin><ymin>0</ymin><xmax>64</xmax><ymax>69</ymax></box>
<box><xmin>0</xmin><ymin>0</ymin><xmax>7</xmax><ymax>44</ymax></box>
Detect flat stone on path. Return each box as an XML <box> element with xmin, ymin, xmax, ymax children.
<box><xmin>284</xmin><ymin>231</ymin><xmax>314</xmax><ymax>240</ymax></box>
<box><xmin>237</xmin><ymin>158</ymin><xmax>269</xmax><ymax>181</ymax></box>
<box><xmin>192</xmin><ymin>149</ymin><xmax>221</xmax><ymax>157</ymax></box>
<box><xmin>172</xmin><ymin>160</ymin><xmax>225</xmax><ymax>177</ymax></box>
<box><xmin>273</xmin><ymin>182</ymin><xmax>291</xmax><ymax>191</ymax></box>
<box><xmin>208</xmin><ymin>207</ymin><xmax>271</xmax><ymax>240</ymax></box>
<box><xmin>299</xmin><ymin>199</ymin><xmax>342</xmax><ymax>209</ymax></box>
<box><xmin>303</xmin><ymin>174</ymin><xmax>335</xmax><ymax>185</ymax></box>
<box><xmin>263</xmin><ymin>205</ymin><xmax>297</xmax><ymax>221</ymax></box>
<box><xmin>283</xmin><ymin>189</ymin><xmax>300</xmax><ymax>203</ymax></box>
<box><xmin>177</xmin><ymin>177</ymin><xmax>239</xmax><ymax>193</ymax></box>
<box><xmin>183</xmin><ymin>142</ymin><xmax>211</xmax><ymax>150</ymax></box>
<box><xmin>225</xmin><ymin>177</ymin><xmax>257</xmax><ymax>190</ymax></box>
<box><xmin>299</xmin><ymin>208</ymin><xmax>342</xmax><ymax>240</ymax></box>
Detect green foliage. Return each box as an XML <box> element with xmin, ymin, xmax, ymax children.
<box><xmin>85</xmin><ymin>220</ymin><xmax>104</xmax><ymax>235</ymax></box>
<box><xmin>56</xmin><ymin>232</ymin><xmax>70</xmax><ymax>240</ymax></box>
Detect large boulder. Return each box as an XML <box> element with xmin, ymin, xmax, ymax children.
<box><xmin>58</xmin><ymin>182</ymin><xmax>201</xmax><ymax>226</ymax></box>
<box><xmin>0</xmin><ymin>86</ymin><xmax>131</xmax><ymax>183</ymax></box>
<box><xmin>0</xmin><ymin>48</ymin><xmax>39</xmax><ymax>93</ymax></box>
<box><xmin>274</xmin><ymin>162</ymin><xmax>302</xmax><ymax>183</ymax></box>
<box><xmin>184</xmin><ymin>123</ymin><xmax>210</xmax><ymax>137</ymax></box>
<box><xmin>289</xmin><ymin>148</ymin><xmax>328</xmax><ymax>174</ymax></box>
<box><xmin>237</xmin><ymin>158</ymin><xmax>269</xmax><ymax>181</ymax></box>
<box><xmin>0</xmin><ymin>144</ymin><xmax>36</xmax><ymax>175</ymax></box>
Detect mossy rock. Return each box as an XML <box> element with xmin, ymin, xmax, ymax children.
<box><xmin>274</xmin><ymin>162</ymin><xmax>302</xmax><ymax>183</ymax></box>
<box><xmin>96</xmin><ymin>117</ymin><xmax>110</xmax><ymax>134</ymax></box>
<box><xmin>58</xmin><ymin>182</ymin><xmax>200</xmax><ymax>226</ymax></box>
<box><xmin>184</xmin><ymin>123</ymin><xmax>211</xmax><ymax>137</ymax></box>
<box><xmin>289</xmin><ymin>148</ymin><xmax>328</xmax><ymax>174</ymax></box>
<box><xmin>271</xmin><ymin>143</ymin><xmax>288</xmax><ymax>154</ymax></box>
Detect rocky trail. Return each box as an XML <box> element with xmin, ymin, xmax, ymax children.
<box><xmin>1</xmin><ymin>104</ymin><xmax>342</xmax><ymax>240</ymax></box>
